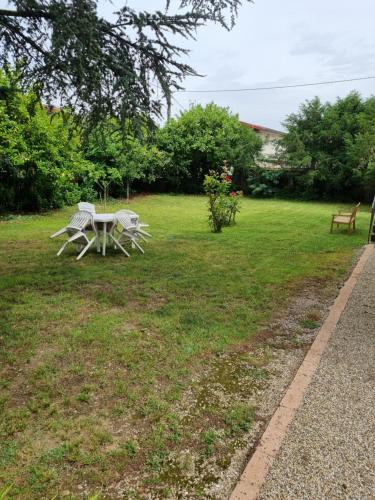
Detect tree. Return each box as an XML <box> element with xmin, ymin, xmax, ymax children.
<box><xmin>156</xmin><ymin>103</ymin><xmax>262</xmax><ymax>193</ymax></box>
<box><xmin>121</xmin><ymin>139</ymin><xmax>169</xmax><ymax>202</ymax></box>
<box><xmin>0</xmin><ymin>67</ymin><xmax>95</xmax><ymax>211</ymax></box>
<box><xmin>0</xmin><ymin>0</ymin><xmax>251</xmax><ymax>133</ymax></box>
<box><xmin>278</xmin><ymin>92</ymin><xmax>375</xmax><ymax>201</ymax></box>
<box><xmin>84</xmin><ymin>119</ymin><xmax>168</xmax><ymax>204</ymax></box>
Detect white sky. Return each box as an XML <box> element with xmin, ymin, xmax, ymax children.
<box><xmin>113</xmin><ymin>0</ymin><xmax>375</xmax><ymax>130</ymax></box>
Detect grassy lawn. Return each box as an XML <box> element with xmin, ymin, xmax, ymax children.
<box><xmin>0</xmin><ymin>195</ymin><xmax>369</xmax><ymax>498</ymax></box>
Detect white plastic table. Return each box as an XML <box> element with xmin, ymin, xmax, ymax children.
<box><xmin>93</xmin><ymin>213</ymin><xmax>115</xmax><ymax>256</ymax></box>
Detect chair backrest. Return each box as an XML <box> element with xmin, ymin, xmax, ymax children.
<box><xmin>116</xmin><ymin>209</ymin><xmax>139</xmax><ymax>225</ymax></box>
<box><xmin>68</xmin><ymin>211</ymin><xmax>93</xmax><ymax>231</ymax></box>
<box><xmin>114</xmin><ymin>211</ymin><xmax>136</xmax><ymax>231</ymax></box>
<box><xmin>78</xmin><ymin>202</ymin><xmax>96</xmax><ymax>214</ymax></box>
<box><xmin>351</xmin><ymin>202</ymin><xmax>361</xmax><ymax>219</ymax></box>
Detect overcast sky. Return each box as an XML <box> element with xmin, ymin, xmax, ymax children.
<box><xmin>107</xmin><ymin>0</ymin><xmax>375</xmax><ymax>130</ymax></box>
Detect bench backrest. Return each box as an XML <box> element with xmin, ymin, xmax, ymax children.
<box><xmin>351</xmin><ymin>202</ymin><xmax>361</xmax><ymax>220</ymax></box>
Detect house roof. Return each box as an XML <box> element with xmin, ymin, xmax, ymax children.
<box><xmin>240</xmin><ymin>121</ymin><xmax>284</xmax><ymax>135</ymax></box>
<box><xmin>43</xmin><ymin>104</ymin><xmax>61</xmax><ymax>114</ymax></box>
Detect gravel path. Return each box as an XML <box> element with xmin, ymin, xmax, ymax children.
<box><xmin>258</xmin><ymin>249</ymin><xmax>375</xmax><ymax>500</ymax></box>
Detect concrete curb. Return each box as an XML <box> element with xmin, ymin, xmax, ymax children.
<box><xmin>230</xmin><ymin>244</ymin><xmax>375</xmax><ymax>500</ymax></box>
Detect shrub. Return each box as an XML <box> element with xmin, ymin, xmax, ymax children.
<box><xmin>364</xmin><ymin>162</ymin><xmax>375</xmax><ymax>200</ymax></box>
<box><xmin>0</xmin><ymin>68</ymin><xmax>94</xmax><ymax>212</ymax></box>
<box><xmin>226</xmin><ymin>191</ymin><xmax>242</xmax><ymax>225</ymax></box>
<box><xmin>278</xmin><ymin>92</ymin><xmax>375</xmax><ymax>202</ymax></box>
<box><xmin>156</xmin><ymin>103</ymin><xmax>262</xmax><ymax>193</ymax></box>
<box><xmin>247</xmin><ymin>167</ymin><xmax>283</xmax><ymax>198</ymax></box>
<box><xmin>84</xmin><ymin>119</ymin><xmax>168</xmax><ymax>204</ymax></box>
<box><xmin>203</xmin><ymin>168</ymin><xmax>242</xmax><ymax>232</ymax></box>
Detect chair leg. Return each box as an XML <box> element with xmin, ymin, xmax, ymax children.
<box><xmin>137</xmin><ymin>233</ymin><xmax>148</xmax><ymax>242</ymax></box>
<box><xmin>108</xmin><ymin>234</ymin><xmax>130</xmax><ymax>257</ymax></box>
<box><xmin>131</xmin><ymin>238</ymin><xmax>144</xmax><ymax>254</ymax></box>
<box><xmin>77</xmin><ymin>236</ymin><xmax>97</xmax><ymax>260</ymax></box>
<box><xmin>50</xmin><ymin>227</ymin><xmax>67</xmax><ymax>239</ymax></box>
<box><xmin>57</xmin><ymin>240</ymin><xmax>69</xmax><ymax>256</ymax></box>
<box><xmin>68</xmin><ymin>232</ymin><xmax>85</xmax><ymax>243</ymax></box>
<box><xmin>137</xmin><ymin>229</ymin><xmax>151</xmax><ymax>238</ymax></box>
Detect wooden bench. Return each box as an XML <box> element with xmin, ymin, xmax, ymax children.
<box><xmin>330</xmin><ymin>203</ymin><xmax>360</xmax><ymax>234</ymax></box>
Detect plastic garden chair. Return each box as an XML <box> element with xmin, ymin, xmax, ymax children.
<box><xmin>111</xmin><ymin>211</ymin><xmax>145</xmax><ymax>255</ymax></box>
<box><xmin>51</xmin><ymin>211</ymin><xmax>98</xmax><ymax>260</ymax></box>
<box><xmin>77</xmin><ymin>202</ymin><xmax>96</xmax><ymax>214</ymax></box>
<box><xmin>115</xmin><ymin>209</ymin><xmax>151</xmax><ymax>241</ymax></box>
<box><xmin>78</xmin><ymin>201</ymin><xmax>98</xmax><ymax>239</ymax></box>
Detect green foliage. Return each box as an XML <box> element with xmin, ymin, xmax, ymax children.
<box><xmin>0</xmin><ymin>1</ymin><xmax>251</xmax><ymax>131</ymax></box>
<box><xmin>226</xmin><ymin>190</ymin><xmax>242</xmax><ymax>225</ymax></box>
<box><xmin>277</xmin><ymin>92</ymin><xmax>375</xmax><ymax>201</ymax></box>
<box><xmin>156</xmin><ymin>103</ymin><xmax>262</xmax><ymax>193</ymax></box>
<box><xmin>0</xmin><ymin>484</ymin><xmax>12</xmax><ymax>499</ymax></box>
<box><xmin>203</xmin><ymin>168</ymin><xmax>242</xmax><ymax>232</ymax></box>
<box><xmin>84</xmin><ymin>119</ymin><xmax>168</xmax><ymax>204</ymax></box>
<box><xmin>204</xmin><ymin>172</ymin><xmax>230</xmax><ymax>233</ymax></box>
<box><xmin>224</xmin><ymin>404</ymin><xmax>255</xmax><ymax>436</ymax></box>
<box><xmin>119</xmin><ymin>440</ymin><xmax>137</xmax><ymax>459</ymax></box>
<box><xmin>200</xmin><ymin>428</ymin><xmax>218</xmax><ymax>457</ymax></box>
<box><xmin>0</xmin><ymin>67</ymin><xmax>95</xmax><ymax>212</ymax></box>
<box><xmin>248</xmin><ymin>167</ymin><xmax>283</xmax><ymax>197</ymax></box>
<box><xmin>300</xmin><ymin>318</ymin><xmax>319</xmax><ymax>329</ymax></box>
<box><xmin>364</xmin><ymin>162</ymin><xmax>375</xmax><ymax>199</ymax></box>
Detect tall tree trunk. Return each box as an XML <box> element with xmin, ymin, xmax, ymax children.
<box><xmin>126</xmin><ymin>179</ymin><xmax>130</xmax><ymax>204</ymax></box>
<box><xmin>104</xmin><ymin>186</ymin><xmax>108</xmax><ymax>210</ymax></box>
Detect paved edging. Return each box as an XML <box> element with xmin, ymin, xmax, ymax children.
<box><xmin>230</xmin><ymin>244</ymin><xmax>375</xmax><ymax>500</ymax></box>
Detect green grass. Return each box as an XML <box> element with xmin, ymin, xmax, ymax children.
<box><xmin>0</xmin><ymin>195</ymin><xmax>369</xmax><ymax>497</ymax></box>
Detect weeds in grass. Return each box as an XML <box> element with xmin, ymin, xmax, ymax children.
<box><xmin>0</xmin><ymin>442</ymin><xmax>17</xmax><ymax>466</ymax></box>
<box><xmin>27</xmin><ymin>464</ymin><xmax>58</xmax><ymax>492</ymax></box>
<box><xmin>300</xmin><ymin>318</ymin><xmax>319</xmax><ymax>329</ymax></box>
<box><xmin>249</xmin><ymin>367</ymin><xmax>269</xmax><ymax>380</ymax></box>
<box><xmin>224</xmin><ymin>404</ymin><xmax>256</xmax><ymax>436</ymax></box>
<box><xmin>200</xmin><ymin>429</ymin><xmax>218</xmax><ymax>457</ymax></box>
<box><xmin>76</xmin><ymin>386</ymin><xmax>92</xmax><ymax>403</ymax></box>
<box><xmin>0</xmin><ymin>484</ymin><xmax>12</xmax><ymax>500</ymax></box>
<box><xmin>119</xmin><ymin>440</ymin><xmax>137</xmax><ymax>458</ymax></box>
<box><xmin>146</xmin><ymin>450</ymin><xmax>169</xmax><ymax>472</ymax></box>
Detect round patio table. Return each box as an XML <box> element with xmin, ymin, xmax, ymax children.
<box><xmin>93</xmin><ymin>213</ymin><xmax>115</xmax><ymax>256</ymax></box>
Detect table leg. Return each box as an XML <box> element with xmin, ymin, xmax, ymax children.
<box><xmin>96</xmin><ymin>231</ymin><xmax>101</xmax><ymax>253</ymax></box>
<box><xmin>102</xmin><ymin>222</ymin><xmax>107</xmax><ymax>256</ymax></box>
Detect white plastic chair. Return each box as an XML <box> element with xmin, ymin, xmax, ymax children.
<box><xmin>52</xmin><ymin>211</ymin><xmax>98</xmax><ymax>260</ymax></box>
<box><xmin>111</xmin><ymin>211</ymin><xmax>145</xmax><ymax>255</ymax></box>
<box><xmin>77</xmin><ymin>201</ymin><xmax>99</xmax><ymax>250</ymax></box>
<box><xmin>115</xmin><ymin>209</ymin><xmax>151</xmax><ymax>241</ymax></box>
<box><xmin>77</xmin><ymin>202</ymin><xmax>96</xmax><ymax>214</ymax></box>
